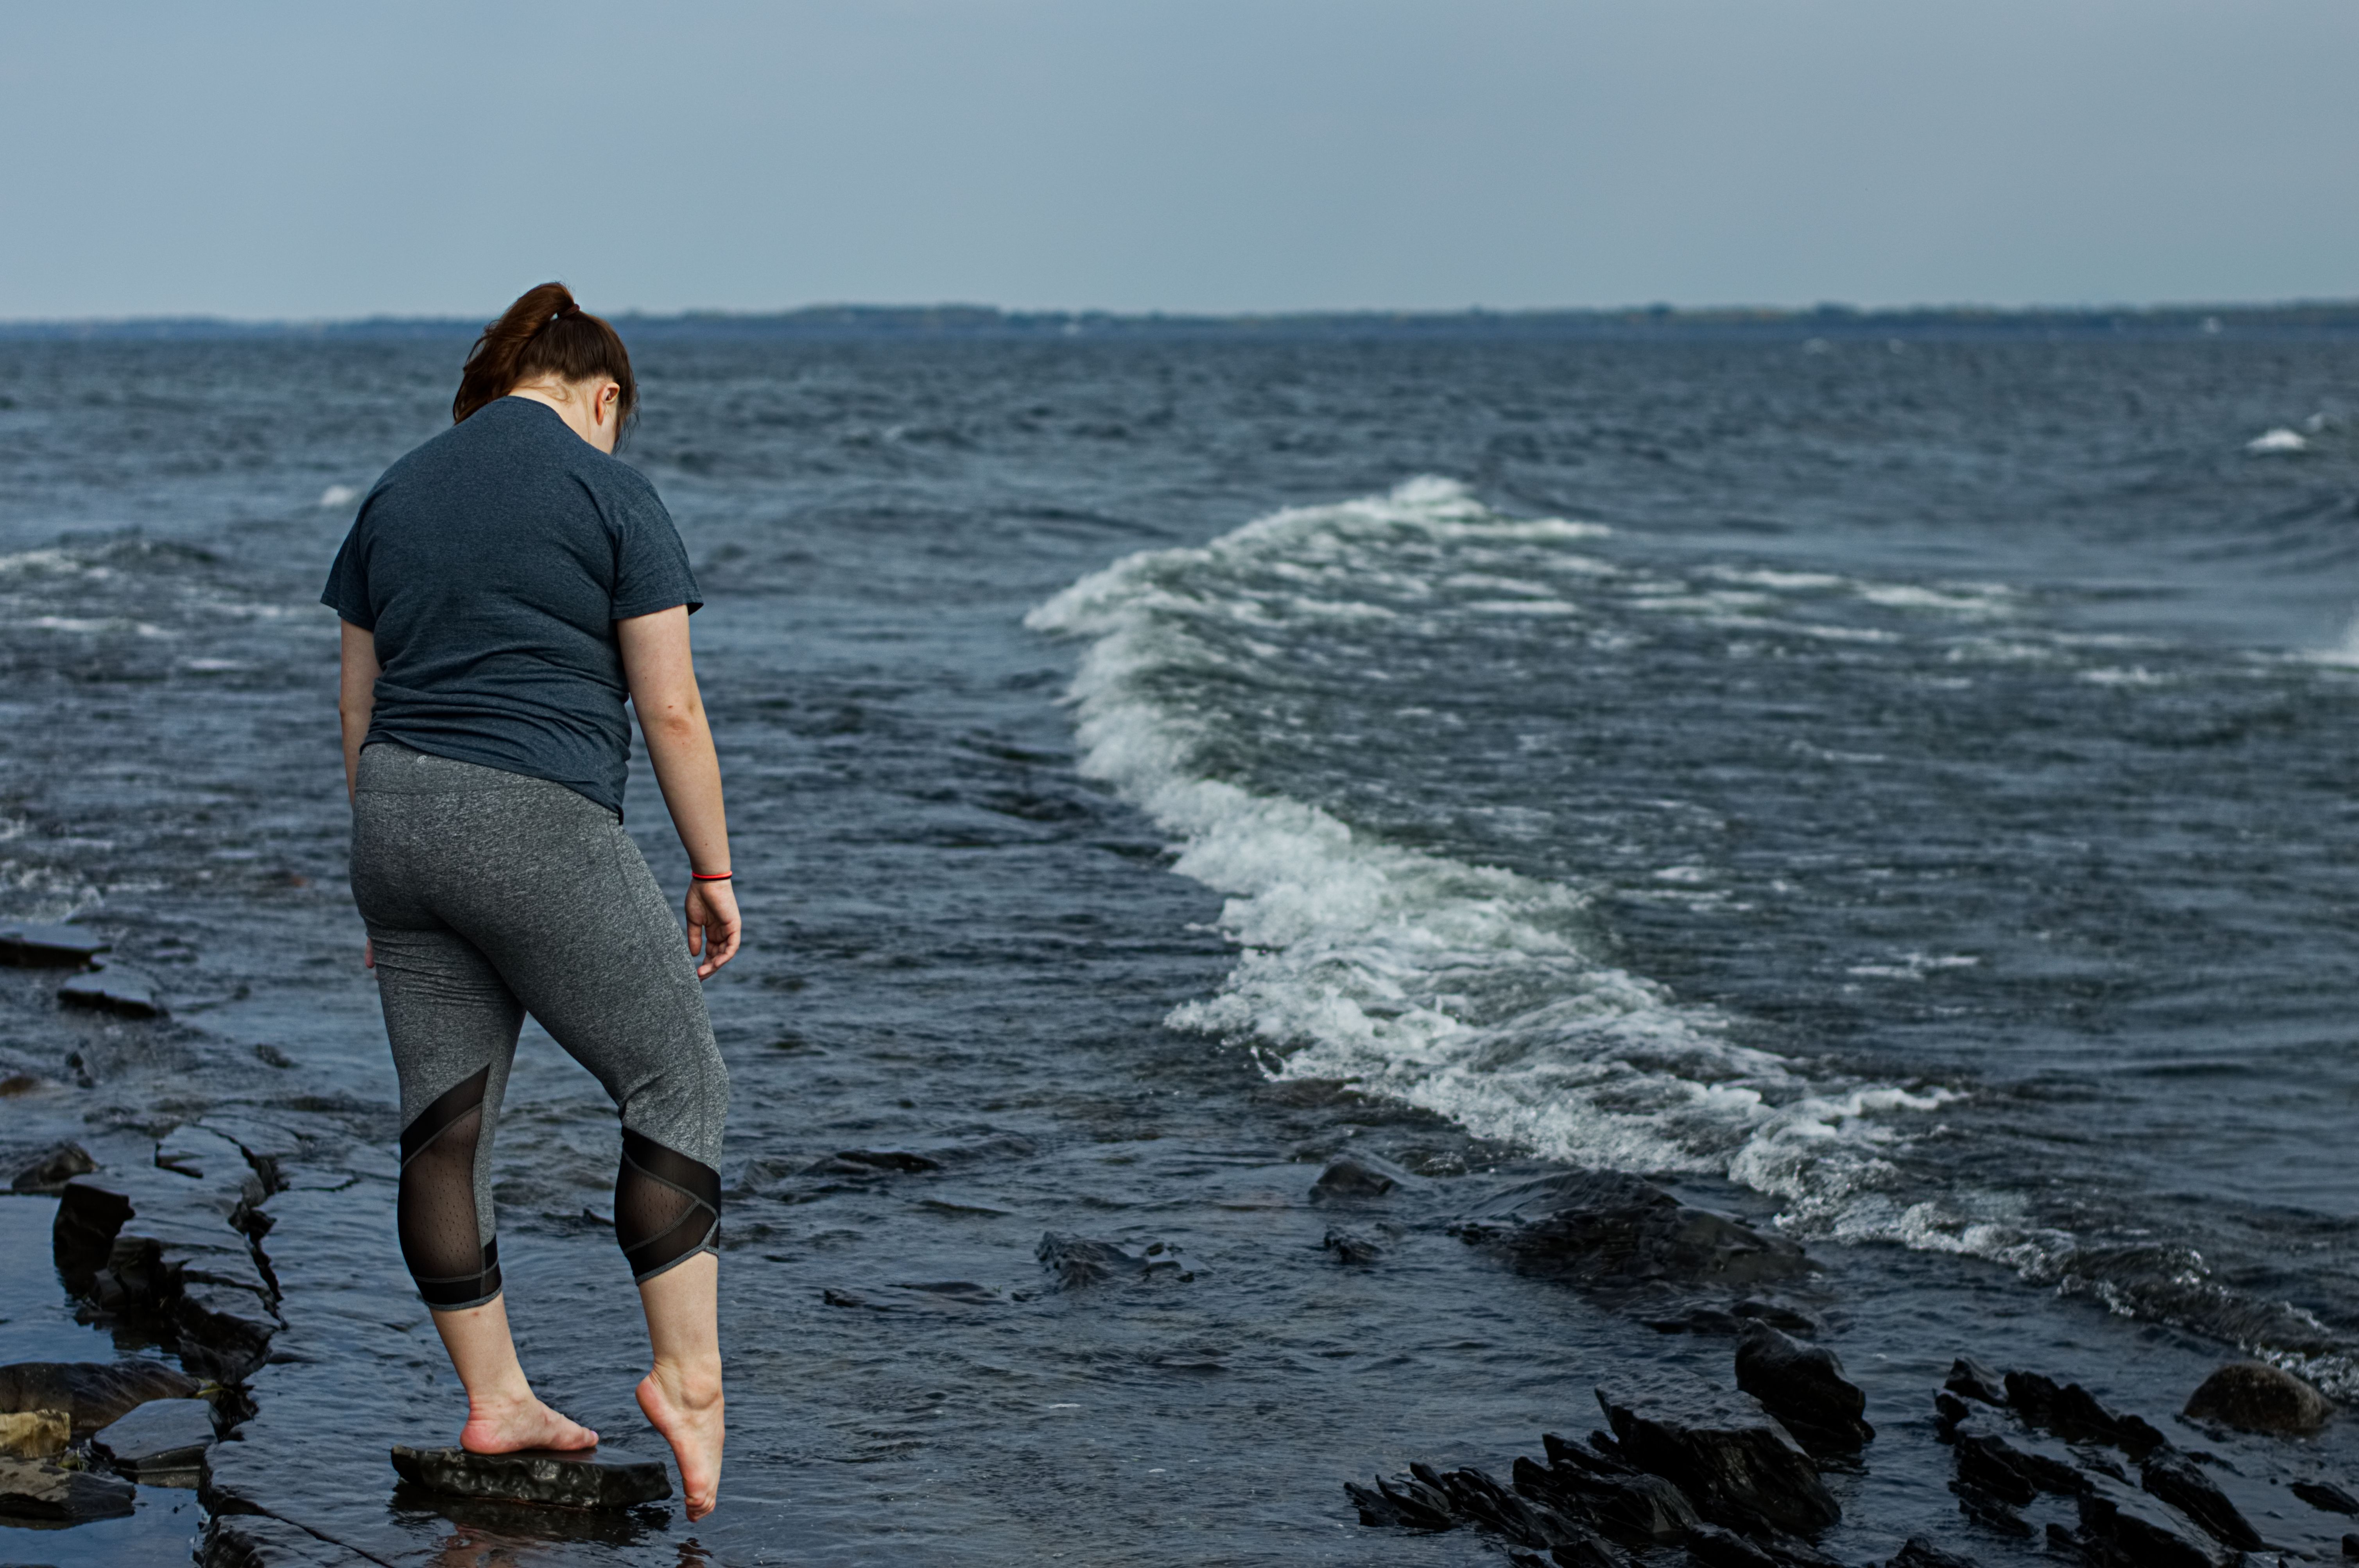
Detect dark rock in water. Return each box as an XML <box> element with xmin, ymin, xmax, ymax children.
<box><xmin>9</xmin><ymin>1140</ymin><xmax>95</xmax><ymax>1194</ymax></box>
<box><xmin>2070</xmin><ymin>1476</ymin><xmax>2234</xmax><ymax>1567</ymax></box>
<box><xmin>2297</xmin><ymin>1477</ymin><xmax>2359</xmax><ymax>1513</ymax></box>
<box><xmin>50</xmin><ymin>1162</ymin><xmax>276</xmax><ymax>1372</ymax></box>
<box><xmin>1890</xmin><ymin>1539</ymin><xmax>1981</xmax><ymax>1568</ymax></box>
<box><xmin>176</xmin><ymin>1284</ymin><xmax>280</xmax><ymax>1379</ymax></box>
<box><xmin>2139</xmin><ymin>1445</ymin><xmax>2261</xmax><ymax>1550</ymax></box>
<box><xmin>1595</xmin><ymin>1371</ymin><xmax>1838</xmax><ymax>1536</ymax></box>
<box><xmin>1733</xmin><ymin>1324</ymin><xmax>1872</xmax><ymax>1456</ymax></box>
<box><xmin>1945</xmin><ymin>1355</ymin><xmax>2008</xmax><ymax>1406</ymax></box>
<box><xmin>801</xmin><ymin>1147</ymin><xmax>943</xmax><ymax>1176</ymax></box>
<box><xmin>1453</xmin><ymin>1171</ymin><xmax>1809</xmax><ymax>1291</ymax></box>
<box><xmin>1344</xmin><ymin>1470</ymin><xmax>1456</xmax><ymax>1531</ymax></box>
<box><xmin>2346</xmin><ymin>1532</ymin><xmax>2359</xmax><ymax>1560</ymax></box>
<box><xmin>388</xmin><ymin>1444</ymin><xmax>670</xmax><ymax>1509</ymax></box>
<box><xmin>0</xmin><ymin>1359</ymin><xmax>199</xmax><ymax>1439</ymax></box>
<box><xmin>1309</xmin><ymin>1151</ymin><xmax>1407</xmax><ymax>1201</ymax></box>
<box><xmin>1513</xmin><ymin>1448</ymin><xmax>1698</xmax><ymax>1545</ymax></box>
<box><xmin>91</xmin><ymin>1396</ymin><xmax>213</xmax><ymax>1484</ymax></box>
<box><xmin>57</xmin><ymin>961</ymin><xmax>165</xmax><ymax>1018</ymax></box>
<box><xmin>1951</xmin><ymin>1429</ymin><xmax>2089</xmax><ymax>1506</ymax></box>
<box><xmin>1429</xmin><ymin>1464</ymin><xmax>1610</xmax><ymax>1554</ymax></box>
<box><xmin>0</xmin><ymin>922</ymin><xmax>109</xmax><ymax>967</ymax></box>
<box><xmin>1035</xmin><ymin>1231</ymin><xmax>1192</xmax><ymax>1288</ymax></box>
<box><xmin>0</xmin><ymin>1454</ymin><xmax>138</xmax><ymax>1521</ymax></box>
<box><xmin>2182</xmin><ymin>1360</ymin><xmax>2332</xmax><ymax>1436</ymax></box>
<box><xmin>2004</xmin><ymin>1370</ymin><xmax>2165</xmax><ymax>1458</ymax></box>
<box><xmin>204</xmin><ymin>1509</ymin><xmax>381</xmax><ymax>1567</ymax></box>
<box><xmin>1320</xmin><ymin>1226</ymin><xmax>1385</xmax><ymax>1264</ymax></box>
<box><xmin>1685</xmin><ymin>1523</ymin><xmax>1846</xmax><ymax>1568</ymax></box>
<box><xmin>820</xmin><ymin>1281</ymin><xmax>1001</xmax><ymax>1312</ymax></box>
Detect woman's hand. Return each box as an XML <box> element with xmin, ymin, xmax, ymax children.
<box><xmin>684</xmin><ymin>879</ymin><xmax>741</xmax><ymax>979</ymax></box>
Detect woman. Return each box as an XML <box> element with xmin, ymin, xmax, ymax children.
<box><xmin>323</xmin><ymin>283</ymin><xmax>735</xmax><ymax>1520</ymax></box>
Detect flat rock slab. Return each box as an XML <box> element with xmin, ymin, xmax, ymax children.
<box><xmin>0</xmin><ymin>923</ymin><xmax>109</xmax><ymax>967</ymax></box>
<box><xmin>1597</xmin><ymin>1370</ymin><xmax>1839</xmax><ymax>1536</ymax></box>
<box><xmin>57</xmin><ymin>963</ymin><xmax>164</xmax><ymax>1018</ymax></box>
<box><xmin>205</xmin><ymin>1510</ymin><xmax>382</xmax><ymax>1568</ymax></box>
<box><xmin>0</xmin><ymin>1359</ymin><xmax>199</xmax><ymax>1439</ymax></box>
<box><xmin>0</xmin><ymin>1454</ymin><xmax>137</xmax><ymax>1521</ymax></box>
<box><xmin>389</xmin><ymin>1444</ymin><xmax>670</xmax><ymax>1510</ymax></box>
<box><xmin>92</xmin><ymin>1396</ymin><xmax>215</xmax><ymax>1483</ymax></box>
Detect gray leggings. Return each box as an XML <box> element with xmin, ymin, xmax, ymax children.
<box><xmin>350</xmin><ymin>742</ymin><xmax>728</xmax><ymax>1310</ymax></box>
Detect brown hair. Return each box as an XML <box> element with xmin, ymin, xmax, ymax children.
<box><xmin>451</xmin><ymin>282</ymin><xmax>638</xmax><ymax>436</ymax></box>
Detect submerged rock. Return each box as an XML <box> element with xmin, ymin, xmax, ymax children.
<box><xmin>388</xmin><ymin>1444</ymin><xmax>670</xmax><ymax>1510</ymax></box>
<box><xmin>1451</xmin><ymin>1171</ymin><xmax>1809</xmax><ymax>1292</ymax></box>
<box><xmin>1319</xmin><ymin>1226</ymin><xmax>1386</xmax><ymax>1264</ymax></box>
<box><xmin>0</xmin><ymin>1454</ymin><xmax>137</xmax><ymax>1521</ymax></box>
<box><xmin>10</xmin><ymin>1140</ymin><xmax>95</xmax><ymax>1194</ymax></box>
<box><xmin>203</xmin><ymin>1509</ymin><xmax>381</xmax><ymax>1567</ymax></box>
<box><xmin>0</xmin><ymin>1359</ymin><xmax>199</xmax><ymax>1439</ymax></box>
<box><xmin>0</xmin><ymin>1408</ymin><xmax>68</xmax><ymax>1459</ymax></box>
<box><xmin>91</xmin><ymin>1396</ymin><xmax>215</xmax><ymax>1484</ymax></box>
<box><xmin>2182</xmin><ymin>1360</ymin><xmax>2332</xmax><ymax>1436</ymax></box>
<box><xmin>1035</xmin><ymin>1231</ymin><xmax>1192</xmax><ymax>1288</ymax></box>
<box><xmin>1309</xmin><ymin>1151</ymin><xmax>1408</xmax><ymax>1201</ymax></box>
<box><xmin>1732</xmin><ymin>1323</ymin><xmax>1872</xmax><ymax>1456</ymax></box>
<box><xmin>1889</xmin><ymin>1539</ymin><xmax>1981</xmax><ymax>1568</ymax></box>
<box><xmin>1595</xmin><ymin>1371</ymin><xmax>1838</xmax><ymax>1536</ymax></box>
<box><xmin>57</xmin><ymin>961</ymin><xmax>165</xmax><ymax>1018</ymax></box>
<box><xmin>2296</xmin><ymin>1477</ymin><xmax>2359</xmax><ymax>1514</ymax></box>
<box><xmin>0</xmin><ymin>922</ymin><xmax>109</xmax><ymax>967</ymax></box>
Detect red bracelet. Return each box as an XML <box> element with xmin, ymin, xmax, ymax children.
<box><xmin>691</xmin><ymin>871</ymin><xmax>733</xmax><ymax>881</ymax></box>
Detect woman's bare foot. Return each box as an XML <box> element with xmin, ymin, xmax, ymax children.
<box><xmin>637</xmin><ymin>1362</ymin><xmax>723</xmax><ymax>1520</ymax></box>
<box><xmin>459</xmin><ymin>1393</ymin><xmax>599</xmax><ymax>1455</ymax></box>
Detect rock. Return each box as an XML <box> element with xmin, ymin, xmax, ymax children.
<box><xmin>0</xmin><ymin>1359</ymin><xmax>199</xmax><ymax>1438</ymax></box>
<box><xmin>2004</xmin><ymin>1370</ymin><xmax>2165</xmax><ymax>1458</ymax></box>
<box><xmin>2182</xmin><ymin>1360</ymin><xmax>2332</xmax><ymax>1436</ymax></box>
<box><xmin>1685</xmin><ymin>1525</ymin><xmax>1780</xmax><ymax>1568</ymax></box>
<box><xmin>0</xmin><ymin>1409</ymin><xmax>68</xmax><ymax>1458</ymax></box>
<box><xmin>389</xmin><ymin>1444</ymin><xmax>669</xmax><ymax>1509</ymax></box>
<box><xmin>1890</xmin><ymin>1539</ymin><xmax>1981</xmax><ymax>1568</ymax></box>
<box><xmin>2346</xmin><ymin>1532</ymin><xmax>2359</xmax><ymax>1560</ymax></box>
<box><xmin>1514</xmin><ymin>1444</ymin><xmax>1699</xmax><ymax>1545</ymax></box>
<box><xmin>801</xmin><ymin>1147</ymin><xmax>943</xmax><ymax>1176</ymax></box>
<box><xmin>2071</xmin><ymin>1476</ymin><xmax>2234</xmax><ymax>1567</ymax></box>
<box><xmin>1594</xmin><ymin>1370</ymin><xmax>1838</xmax><ymax>1536</ymax></box>
<box><xmin>2296</xmin><ymin>1478</ymin><xmax>2359</xmax><ymax>1514</ymax></box>
<box><xmin>1320</xmin><ymin>1226</ymin><xmax>1385</xmax><ymax>1264</ymax></box>
<box><xmin>1944</xmin><ymin>1355</ymin><xmax>2008</xmax><ymax>1406</ymax></box>
<box><xmin>1951</xmin><ymin>1428</ymin><xmax>2090</xmax><ymax>1507</ymax></box>
<box><xmin>0</xmin><ymin>1454</ymin><xmax>138</xmax><ymax>1521</ymax></box>
<box><xmin>0</xmin><ymin>922</ymin><xmax>109</xmax><ymax>967</ymax></box>
<box><xmin>1452</xmin><ymin>1171</ymin><xmax>1809</xmax><ymax>1291</ymax></box>
<box><xmin>10</xmin><ymin>1140</ymin><xmax>95</xmax><ymax>1194</ymax></box>
<box><xmin>1733</xmin><ymin>1324</ymin><xmax>1872</xmax><ymax>1456</ymax></box>
<box><xmin>2139</xmin><ymin>1445</ymin><xmax>2261</xmax><ymax>1550</ymax></box>
<box><xmin>203</xmin><ymin>1509</ymin><xmax>382</xmax><ymax>1567</ymax></box>
<box><xmin>175</xmin><ymin>1284</ymin><xmax>281</xmax><ymax>1380</ymax></box>
<box><xmin>1035</xmin><ymin>1232</ymin><xmax>1192</xmax><ymax>1289</ymax></box>
<box><xmin>50</xmin><ymin>1163</ymin><xmax>276</xmax><ymax>1365</ymax></box>
<box><xmin>1345</xmin><ymin>1470</ymin><xmax>1457</xmax><ymax>1530</ymax></box>
<box><xmin>91</xmin><ymin>1397</ymin><xmax>214</xmax><ymax>1484</ymax></box>
<box><xmin>1428</xmin><ymin>1464</ymin><xmax>1610</xmax><ymax>1554</ymax></box>
<box><xmin>57</xmin><ymin>961</ymin><xmax>165</xmax><ymax>1018</ymax></box>
<box><xmin>1310</xmin><ymin>1151</ymin><xmax>1408</xmax><ymax>1201</ymax></box>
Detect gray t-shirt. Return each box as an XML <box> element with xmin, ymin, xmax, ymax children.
<box><xmin>321</xmin><ymin>397</ymin><xmax>701</xmax><ymax>815</ymax></box>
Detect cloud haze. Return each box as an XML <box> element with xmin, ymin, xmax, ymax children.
<box><xmin>4</xmin><ymin>0</ymin><xmax>2354</xmax><ymax>318</ymax></box>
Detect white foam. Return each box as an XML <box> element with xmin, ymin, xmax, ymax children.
<box><xmin>2246</xmin><ymin>428</ymin><xmax>2309</xmax><ymax>454</ymax></box>
<box><xmin>318</xmin><ymin>484</ymin><xmax>360</xmax><ymax>508</ymax></box>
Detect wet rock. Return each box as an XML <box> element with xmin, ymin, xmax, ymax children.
<box><xmin>2004</xmin><ymin>1370</ymin><xmax>2165</xmax><ymax>1458</ymax></box>
<box><xmin>1429</xmin><ymin>1464</ymin><xmax>1610</xmax><ymax>1554</ymax></box>
<box><xmin>203</xmin><ymin>1510</ymin><xmax>381</xmax><ymax>1567</ymax></box>
<box><xmin>57</xmin><ymin>961</ymin><xmax>165</xmax><ymax>1018</ymax></box>
<box><xmin>2347</xmin><ymin>1532</ymin><xmax>2359</xmax><ymax>1559</ymax></box>
<box><xmin>52</xmin><ymin>1163</ymin><xmax>275</xmax><ymax>1357</ymax></box>
<box><xmin>1515</xmin><ymin>1442</ymin><xmax>1699</xmax><ymax>1545</ymax></box>
<box><xmin>1035</xmin><ymin>1231</ymin><xmax>1192</xmax><ymax>1288</ymax></box>
<box><xmin>0</xmin><ymin>1454</ymin><xmax>138</xmax><ymax>1521</ymax></box>
<box><xmin>0</xmin><ymin>1408</ymin><xmax>68</xmax><ymax>1458</ymax></box>
<box><xmin>0</xmin><ymin>1359</ymin><xmax>198</xmax><ymax>1439</ymax></box>
<box><xmin>1595</xmin><ymin>1370</ymin><xmax>1838</xmax><ymax>1536</ymax></box>
<box><xmin>1320</xmin><ymin>1226</ymin><xmax>1385</xmax><ymax>1264</ymax></box>
<box><xmin>2139</xmin><ymin>1445</ymin><xmax>2261</xmax><ymax>1550</ymax></box>
<box><xmin>1950</xmin><ymin>1427</ymin><xmax>2090</xmax><ymax>1506</ymax></box>
<box><xmin>91</xmin><ymin>1396</ymin><xmax>214</xmax><ymax>1484</ymax></box>
<box><xmin>1344</xmin><ymin>1471</ymin><xmax>1456</xmax><ymax>1531</ymax></box>
<box><xmin>801</xmin><ymin>1147</ymin><xmax>943</xmax><ymax>1176</ymax></box>
<box><xmin>1310</xmin><ymin>1151</ymin><xmax>1407</xmax><ymax>1201</ymax></box>
<box><xmin>176</xmin><ymin>1284</ymin><xmax>282</xmax><ymax>1380</ymax></box>
<box><xmin>1453</xmin><ymin>1171</ymin><xmax>1809</xmax><ymax>1291</ymax></box>
<box><xmin>0</xmin><ymin>922</ymin><xmax>109</xmax><ymax>967</ymax></box>
<box><xmin>1944</xmin><ymin>1355</ymin><xmax>2008</xmax><ymax>1406</ymax></box>
<box><xmin>1889</xmin><ymin>1539</ymin><xmax>1980</xmax><ymax>1568</ymax></box>
<box><xmin>1684</xmin><ymin>1523</ymin><xmax>1846</xmax><ymax>1568</ymax></box>
<box><xmin>821</xmin><ymin>1281</ymin><xmax>1002</xmax><ymax>1312</ymax></box>
<box><xmin>1732</xmin><ymin>1324</ymin><xmax>1872</xmax><ymax>1457</ymax></box>
<box><xmin>10</xmin><ymin>1140</ymin><xmax>95</xmax><ymax>1194</ymax></box>
<box><xmin>2182</xmin><ymin>1360</ymin><xmax>2332</xmax><ymax>1436</ymax></box>
<box><xmin>2296</xmin><ymin>1477</ymin><xmax>2359</xmax><ymax>1513</ymax></box>
<box><xmin>2069</xmin><ymin>1476</ymin><xmax>2234</xmax><ymax>1567</ymax></box>
<box><xmin>388</xmin><ymin>1443</ymin><xmax>671</xmax><ymax>1509</ymax></box>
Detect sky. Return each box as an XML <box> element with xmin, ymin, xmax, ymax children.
<box><xmin>3</xmin><ymin>1</ymin><xmax>2355</xmax><ymax>320</ymax></box>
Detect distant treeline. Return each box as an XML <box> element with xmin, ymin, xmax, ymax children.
<box><xmin>7</xmin><ymin>301</ymin><xmax>2359</xmax><ymax>343</ymax></box>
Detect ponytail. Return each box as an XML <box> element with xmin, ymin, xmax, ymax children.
<box><xmin>452</xmin><ymin>282</ymin><xmax>638</xmax><ymax>437</ymax></box>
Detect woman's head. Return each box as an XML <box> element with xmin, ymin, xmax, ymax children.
<box><xmin>452</xmin><ymin>283</ymin><xmax>637</xmax><ymax>446</ymax></box>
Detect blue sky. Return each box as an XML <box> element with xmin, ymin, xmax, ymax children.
<box><xmin>4</xmin><ymin>1</ymin><xmax>2354</xmax><ymax>318</ymax></box>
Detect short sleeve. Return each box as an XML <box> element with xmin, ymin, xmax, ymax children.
<box><xmin>606</xmin><ymin>472</ymin><xmax>704</xmax><ymax>621</ymax></box>
<box><xmin>320</xmin><ymin>514</ymin><xmax>376</xmax><ymax>630</ymax></box>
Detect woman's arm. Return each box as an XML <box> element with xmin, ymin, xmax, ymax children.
<box><xmin>340</xmin><ymin>621</ymin><xmax>380</xmax><ymax>801</ymax></box>
<box><xmin>618</xmin><ymin>607</ymin><xmax>741</xmax><ymax>978</ymax></box>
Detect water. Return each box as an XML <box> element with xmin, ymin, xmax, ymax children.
<box><xmin>5</xmin><ymin>328</ymin><xmax>2359</xmax><ymax>1563</ymax></box>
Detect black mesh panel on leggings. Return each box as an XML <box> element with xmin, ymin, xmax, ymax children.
<box><xmin>616</xmin><ymin>1127</ymin><xmax>721</xmax><ymax>1283</ymax></box>
<box><xmin>396</xmin><ymin>1066</ymin><xmax>504</xmax><ymax>1309</ymax></box>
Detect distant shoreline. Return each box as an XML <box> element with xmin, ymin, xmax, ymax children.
<box><xmin>6</xmin><ymin>300</ymin><xmax>2359</xmax><ymax>342</ymax></box>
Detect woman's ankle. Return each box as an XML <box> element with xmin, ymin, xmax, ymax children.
<box><xmin>646</xmin><ymin>1357</ymin><xmax>723</xmax><ymax>1409</ymax></box>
